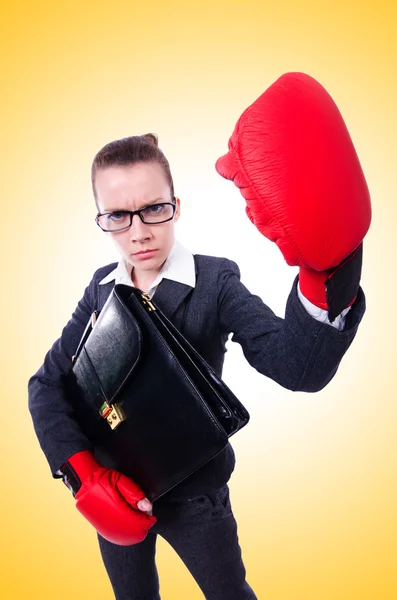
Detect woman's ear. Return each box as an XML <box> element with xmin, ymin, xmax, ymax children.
<box><xmin>174</xmin><ymin>196</ymin><xmax>181</xmax><ymax>222</ymax></box>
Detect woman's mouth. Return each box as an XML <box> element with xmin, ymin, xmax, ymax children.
<box><xmin>133</xmin><ymin>249</ymin><xmax>158</xmax><ymax>260</ymax></box>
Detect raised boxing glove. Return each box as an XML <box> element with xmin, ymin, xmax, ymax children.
<box><xmin>61</xmin><ymin>450</ymin><xmax>156</xmax><ymax>545</ymax></box>
<box><xmin>215</xmin><ymin>72</ymin><xmax>371</xmax><ymax>322</ymax></box>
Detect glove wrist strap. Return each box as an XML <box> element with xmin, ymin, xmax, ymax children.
<box><xmin>299</xmin><ymin>243</ymin><xmax>363</xmax><ymax>322</ymax></box>
<box><xmin>325</xmin><ymin>243</ymin><xmax>363</xmax><ymax>322</ymax></box>
<box><xmin>61</xmin><ymin>450</ymin><xmax>101</xmax><ymax>497</ymax></box>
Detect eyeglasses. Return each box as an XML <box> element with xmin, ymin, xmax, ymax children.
<box><xmin>96</xmin><ymin>200</ymin><xmax>177</xmax><ymax>232</ymax></box>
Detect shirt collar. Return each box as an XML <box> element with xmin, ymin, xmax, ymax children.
<box><xmin>98</xmin><ymin>239</ymin><xmax>196</xmax><ymax>294</ymax></box>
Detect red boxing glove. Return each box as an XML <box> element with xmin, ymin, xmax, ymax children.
<box><xmin>215</xmin><ymin>72</ymin><xmax>371</xmax><ymax>322</ymax></box>
<box><xmin>61</xmin><ymin>450</ymin><xmax>156</xmax><ymax>546</ymax></box>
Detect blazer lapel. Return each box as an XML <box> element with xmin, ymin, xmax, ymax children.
<box><xmin>96</xmin><ymin>278</ymin><xmax>194</xmax><ymax>321</ymax></box>
<box><xmin>152</xmin><ymin>278</ymin><xmax>194</xmax><ymax>319</ymax></box>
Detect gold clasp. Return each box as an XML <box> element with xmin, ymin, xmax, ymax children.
<box><xmin>99</xmin><ymin>401</ymin><xmax>125</xmax><ymax>430</ymax></box>
<box><xmin>141</xmin><ymin>292</ymin><xmax>156</xmax><ymax>312</ymax></box>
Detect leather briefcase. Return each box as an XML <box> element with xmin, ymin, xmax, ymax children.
<box><xmin>65</xmin><ymin>284</ymin><xmax>249</xmax><ymax>501</ymax></box>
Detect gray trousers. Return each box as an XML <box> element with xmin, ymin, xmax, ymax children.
<box><xmin>97</xmin><ymin>484</ymin><xmax>258</xmax><ymax>600</ymax></box>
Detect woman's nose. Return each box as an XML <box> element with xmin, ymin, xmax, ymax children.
<box><xmin>130</xmin><ymin>214</ymin><xmax>151</xmax><ymax>242</ymax></box>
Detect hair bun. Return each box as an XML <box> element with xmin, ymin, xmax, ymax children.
<box><xmin>141</xmin><ymin>133</ymin><xmax>159</xmax><ymax>147</ymax></box>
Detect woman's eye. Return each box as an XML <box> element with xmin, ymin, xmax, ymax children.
<box><xmin>146</xmin><ymin>204</ymin><xmax>165</xmax><ymax>214</ymax></box>
<box><xmin>109</xmin><ymin>212</ymin><xmax>127</xmax><ymax>221</ymax></box>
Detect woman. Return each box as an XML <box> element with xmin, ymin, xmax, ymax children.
<box><xmin>28</xmin><ymin>133</ymin><xmax>366</xmax><ymax>600</ymax></box>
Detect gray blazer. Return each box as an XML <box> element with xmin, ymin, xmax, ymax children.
<box><xmin>28</xmin><ymin>255</ymin><xmax>366</xmax><ymax>499</ymax></box>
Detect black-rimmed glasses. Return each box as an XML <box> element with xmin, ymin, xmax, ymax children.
<box><xmin>96</xmin><ymin>200</ymin><xmax>177</xmax><ymax>232</ymax></box>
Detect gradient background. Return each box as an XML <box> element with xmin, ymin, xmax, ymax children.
<box><xmin>1</xmin><ymin>1</ymin><xmax>396</xmax><ymax>598</ymax></box>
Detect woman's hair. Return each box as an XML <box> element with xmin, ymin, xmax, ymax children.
<box><xmin>91</xmin><ymin>133</ymin><xmax>175</xmax><ymax>206</ymax></box>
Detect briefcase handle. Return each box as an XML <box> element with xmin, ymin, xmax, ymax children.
<box><xmin>71</xmin><ymin>310</ymin><xmax>99</xmax><ymax>365</ymax></box>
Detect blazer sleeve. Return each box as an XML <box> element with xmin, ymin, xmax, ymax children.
<box><xmin>217</xmin><ymin>260</ymin><xmax>366</xmax><ymax>392</ymax></box>
<box><xmin>28</xmin><ymin>273</ymin><xmax>100</xmax><ymax>477</ymax></box>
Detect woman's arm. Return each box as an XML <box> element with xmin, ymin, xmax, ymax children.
<box><xmin>28</xmin><ymin>273</ymin><xmax>99</xmax><ymax>477</ymax></box>
<box><xmin>217</xmin><ymin>259</ymin><xmax>366</xmax><ymax>393</ymax></box>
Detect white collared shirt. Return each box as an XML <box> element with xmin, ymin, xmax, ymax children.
<box><xmin>297</xmin><ymin>282</ymin><xmax>350</xmax><ymax>330</ymax></box>
<box><xmin>99</xmin><ymin>239</ymin><xmax>348</xmax><ymax>330</ymax></box>
<box><xmin>98</xmin><ymin>239</ymin><xmax>196</xmax><ymax>296</ymax></box>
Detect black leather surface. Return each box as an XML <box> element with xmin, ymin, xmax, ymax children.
<box><xmin>66</xmin><ymin>284</ymin><xmax>249</xmax><ymax>501</ymax></box>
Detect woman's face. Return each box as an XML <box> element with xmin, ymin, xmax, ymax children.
<box><xmin>95</xmin><ymin>161</ymin><xmax>180</xmax><ymax>281</ymax></box>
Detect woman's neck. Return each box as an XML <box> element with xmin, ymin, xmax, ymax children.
<box><xmin>131</xmin><ymin>269</ymin><xmax>157</xmax><ymax>293</ymax></box>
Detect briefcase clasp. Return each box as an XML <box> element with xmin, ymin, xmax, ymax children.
<box><xmin>99</xmin><ymin>401</ymin><xmax>125</xmax><ymax>430</ymax></box>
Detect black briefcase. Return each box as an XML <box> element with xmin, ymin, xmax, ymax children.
<box><xmin>66</xmin><ymin>284</ymin><xmax>249</xmax><ymax>501</ymax></box>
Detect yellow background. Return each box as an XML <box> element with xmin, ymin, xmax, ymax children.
<box><xmin>1</xmin><ymin>1</ymin><xmax>396</xmax><ymax>598</ymax></box>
